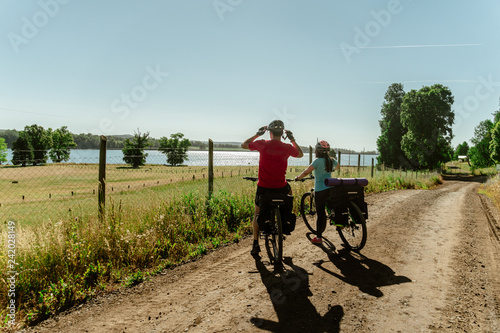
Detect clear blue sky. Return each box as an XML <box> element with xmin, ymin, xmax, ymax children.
<box><xmin>1</xmin><ymin>0</ymin><xmax>499</xmax><ymax>151</ymax></box>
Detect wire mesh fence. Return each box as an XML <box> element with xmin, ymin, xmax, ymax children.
<box><xmin>0</xmin><ymin>143</ymin><xmax>381</xmax><ymax>226</ymax></box>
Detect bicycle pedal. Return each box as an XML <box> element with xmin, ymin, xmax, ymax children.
<box><xmin>261</xmin><ymin>228</ymin><xmax>276</xmax><ymax>237</ymax></box>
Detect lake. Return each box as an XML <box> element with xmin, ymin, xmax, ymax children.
<box><xmin>4</xmin><ymin>149</ymin><xmax>378</xmax><ymax>167</ymax></box>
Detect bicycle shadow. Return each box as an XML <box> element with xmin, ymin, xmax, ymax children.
<box><xmin>250</xmin><ymin>256</ymin><xmax>344</xmax><ymax>333</ymax></box>
<box><xmin>311</xmin><ymin>234</ymin><xmax>411</xmax><ymax>297</ymax></box>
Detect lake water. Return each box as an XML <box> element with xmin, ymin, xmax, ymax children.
<box><xmin>4</xmin><ymin>149</ymin><xmax>378</xmax><ymax>167</ymax></box>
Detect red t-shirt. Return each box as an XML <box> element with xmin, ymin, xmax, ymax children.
<box><xmin>249</xmin><ymin>139</ymin><xmax>299</xmax><ymax>188</ymax></box>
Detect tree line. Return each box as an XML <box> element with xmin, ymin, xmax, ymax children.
<box><xmin>377</xmin><ymin>82</ymin><xmax>500</xmax><ymax>171</ymax></box>
<box><xmin>0</xmin><ymin>125</ymin><xmax>193</xmax><ymax>167</ymax></box>
<box><xmin>0</xmin><ymin>130</ymin><xmax>149</xmax><ymax>150</ymax></box>
<box><xmin>0</xmin><ymin>129</ymin><xmax>243</xmax><ymax>151</ymax></box>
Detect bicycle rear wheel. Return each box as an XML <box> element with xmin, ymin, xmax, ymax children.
<box><xmin>337</xmin><ymin>201</ymin><xmax>367</xmax><ymax>251</ymax></box>
<box><xmin>300</xmin><ymin>192</ymin><xmax>318</xmax><ymax>234</ymax></box>
<box><xmin>265</xmin><ymin>207</ymin><xmax>283</xmax><ymax>265</ymax></box>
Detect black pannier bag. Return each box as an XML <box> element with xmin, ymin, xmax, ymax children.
<box><xmin>327</xmin><ymin>185</ymin><xmax>368</xmax><ymax>222</ymax></box>
<box><xmin>257</xmin><ymin>193</ymin><xmax>296</xmax><ymax>235</ymax></box>
<box><xmin>280</xmin><ymin>195</ymin><xmax>296</xmax><ymax>235</ymax></box>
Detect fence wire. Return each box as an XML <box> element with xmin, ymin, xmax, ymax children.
<box><xmin>0</xmin><ymin>147</ymin><xmax>382</xmax><ymax>226</ymax></box>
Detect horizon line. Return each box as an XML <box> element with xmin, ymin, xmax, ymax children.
<box><xmin>357</xmin><ymin>43</ymin><xmax>482</xmax><ymax>49</ymax></box>
<box><xmin>359</xmin><ymin>79</ymin><xmax>478</xmax><ymax>84</ymax></box>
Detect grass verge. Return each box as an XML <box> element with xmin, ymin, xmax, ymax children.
<box><xmin>0</xmin><ymin>189</ymin><xmax>255</xmax><ymax>330</ymax></box>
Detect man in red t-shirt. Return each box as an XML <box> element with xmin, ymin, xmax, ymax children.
<box><xmin>241</xmin><ymin>120</ymin><xmax>304</xmax><ymax>255</ymax></box>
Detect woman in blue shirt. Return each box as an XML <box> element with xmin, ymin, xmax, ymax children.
<box><xmin>295</xmin><ymin>140</ymin><xmax>340</xmax><ymax>244</ymax></box>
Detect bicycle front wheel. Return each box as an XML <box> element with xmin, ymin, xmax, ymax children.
<box><xmin>265</xmin><ymin>207</ymin><xmax>283</xmax><ymax>265</ymax></box>
<box><xmin>300</xmin><ymin>192</ymin><xmax>318</xmax><ymax>234</ymax></box>
<box><xmin>337</xmin><ymin>201</ymin><xmax>367</xmax><ymax>251</ymax></box>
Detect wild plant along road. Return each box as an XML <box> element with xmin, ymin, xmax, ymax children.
<box><xmin>24</xmin><ymin>180</ymin><xmax>500</xmax><ymax>332</ymax></box>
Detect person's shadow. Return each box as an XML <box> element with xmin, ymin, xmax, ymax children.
<box><xmin>311</xmin><ymin>234</ymin><xmax>411</xmax><ymax>297</ymax></box>
<box><xmin>250</xmin><ymin>256</ymin><xmax>344</xmax><ymax>333</ymax></box>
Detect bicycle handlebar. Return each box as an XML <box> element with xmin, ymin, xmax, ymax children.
<box><xmin>243</xmin><ymin>176</ymin><xmax>314</xmax><ymax>183</ymax></box>
<box><xmin>297</xmin><ymin>176</ymin><xmax>314</xmax><ymax>182</ymax></box>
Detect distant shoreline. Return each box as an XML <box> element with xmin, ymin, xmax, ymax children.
<box><xmin>67</xmin><ymin>147</ymin><xmax>378</xmax><ymax>154</ymax></box>
<box><xmin>3</xmin><ymin>149</ymin><xmax>379</xmax><ymax>166</ymax></box>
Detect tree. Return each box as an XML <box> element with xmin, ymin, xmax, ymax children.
<box><xmin>469</xmin><ymin>119</ymin><xmax>494</xmax><ymax>169</ymax></box>
<box><xmin>376</xmin><ymin>83</ymin><xmax>407</xmax><ymax>168</ymax></box>
<box><xmin>23</xmin><ymin>124</ymin><xmax>52</xmax><ymax>165</ymax></box>
<box><xmin>0</xmin><ymin>129</ymin><xmax>19</xmax><ymax>148</ymax></box>
<box><xmin>400</xmin><ymin>84</ymin><xmax>455</xmax><ymax>170</ymax></box>
<box><xmin>49</xmin><ymin>126</ymin><xmax>77</xmax><ymax>163</ymax></box>
<box><xmin>158</xmin><ymin>133</ymin><xmax>191</xmax><ymax>166</ymax></box>
<box><xmin>494</xmin><ymin>111</ymin><xmax>500</xmax><ymax>125</ymax></box>
<box><xmin>490</xmin><ymin>121</ymin><xmax>500</xmax><ymax>164</ymax></box>
<box><xmin>11</xmin><ymin>132</ymin><xmax>34</xmax><ymax>167</ymax></box>
<box><xmin>0</xmin><ymin>138</ymin><xmax>7</xmax><ymax>165</ymax></box>
<box><xmin>493</xmin><ymin>98</ymin><xmax>500</xmax><ymax>124</ymax></box>
<box><xmin>122</xmin><ymin>129</ymin><xmax>150</xmax><ymax>168</ymax></box>
<box><xmin>453</xmin><ymin>141</ymin><xmax>469</xmax><ymax>160</ymax></box>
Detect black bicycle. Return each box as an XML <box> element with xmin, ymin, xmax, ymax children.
<box><xmin>244</xmin><ymin>177</ymin><xmax>293</xmax><ymax>265</ymax></box>
<box><xmin>300</xmin><ymin>179</ymin><xmax>368</xmax><ymax>251</ymax></box>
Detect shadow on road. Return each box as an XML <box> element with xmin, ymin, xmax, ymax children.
<box><xmin>250</xmin><ymin>256</ymin><xmax>343</xmax><ymax>333</ymax></box>
<box><xmin>441</xmin><ymin>174</ymin><xmax>489</xmax><ymax>183</ymax></box>
<box><xmin>313</xmin><ymin>236</ymin><xmax>411</xmax><ymax>297</ymax></box>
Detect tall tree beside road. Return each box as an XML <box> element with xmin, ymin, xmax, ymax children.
<box><xmin>49</xmin><ymin>126</ymin><xmax>77</xmax><ymax>163</ymax></box>
<box><xmin>489</xmin><ymin>121</ymin><xmax>500</xmax><ymax>164</ymax></box>
<box><xmin>122</xmin><ymin>130</ymin><xmax>151</xmax><ymax>168</ymax></box>
<box><xmin>158</xmin><ymin>133</ymin><xmax>191</xmax><ymax>166</ymax></box>
<box><xmin>23</xmin><ymin>124</ymin><xmax>53</xmax><ymax>165</ymax></box>
<box><xmin>400</xmin><ymin>84</ymin><xmax>455</xmax><ymax>170</ymax></box>
<box><xmin>469</xmin><ymin>119</ymin><xmax>494</xmax><ymax>169</ymax></box>
<box><xmin>376</xmin><ymin>83</ymin><xmax>406</xmax><ymax>169</ymax></box>
<box><xmin>11</xmin><ymin>132</ymin><xmax>34</xmax><ymax>167</ymax></box>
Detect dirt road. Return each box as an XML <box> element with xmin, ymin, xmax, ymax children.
<box><xmin>24</xmin><ymin>180</ymin><xmax>500</xmax><ymax>332</ymax></box>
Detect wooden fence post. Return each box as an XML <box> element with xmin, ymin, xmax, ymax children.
<box><xmin>337</xmin><ymin>151</ymin><xmax>342</xmax><ymax>176</ymax></box>
<box><xmin>98</xmin><ymin>135</ymin><xmax>107</xmax><ymax>221</ymax></box>
<box><xmin>357</xmin><ymin>154</ymin><xmax>361</xmax><ymax>175</ymax></box>
<box><xmin>309</xmin><ymin>146</ymin><xmax>313</xmax><ymax>165</ymax></box>
<box><xmin>371</xmin><ymin>158</ymin><xmax>374</xmax><ymax>178</ymax></box>
<box><xmin>208</xmin><ymin>139</ymin><xmax>214</xmax><ymax>198</ymax></box>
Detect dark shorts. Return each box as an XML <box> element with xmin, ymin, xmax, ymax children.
<box><xmin>255</xmin><ymin>184</ymin><xmax>292</xmax><ymax>206</ymax></box>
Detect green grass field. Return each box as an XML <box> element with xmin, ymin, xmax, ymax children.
<box><xmin>1</xmin><ymin>163</ymin><xmax>441</xmax><ymax>226</ymax></box>
<box><xmin>0</xmin><ymin>164</ymin><xmax>262</xmax><ymax>226</ymax></box>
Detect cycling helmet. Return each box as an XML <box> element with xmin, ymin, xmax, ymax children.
<box><xmin>268</xmin><ymin>120</ymin><xmax>284</xmax><ymax>131</ymax></box>
<box><xmin>315</xmin><ymin>140</ymin><xmax>330</xmax><ymax>153</ymax></box>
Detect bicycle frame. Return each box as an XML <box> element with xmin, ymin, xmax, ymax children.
<box><xmin>265</xmin><ymin>199</ymin><xmax>285</xmax><ymax>265</ymax></box>
<box><xmin>244</xmin><ymin>176</ymin><xmax>294</xmax><ymax>265</ymax></box>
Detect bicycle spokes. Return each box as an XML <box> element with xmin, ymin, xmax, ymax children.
<box><xmin>337</xmin><ymin>202</ymin><xmax>367</xmax><ymax>251</ymax></box>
